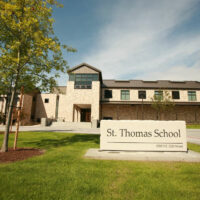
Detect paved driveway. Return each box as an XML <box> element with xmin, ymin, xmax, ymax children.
<box><xmin>187</xmin><ymin>129</ymin><xmax>200</xmax><ymax>145</ymax></box>
<box><xmin>0</xmin><ymin>125</ymin><xmax>200</xmax><ymax>145</ymax></box>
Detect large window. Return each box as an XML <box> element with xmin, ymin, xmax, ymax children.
<box><xmin>69</xmin><ymin>73</ymin><xmax>99</xmax><ymax>89</ymax></box>
<box><xmin>121</xmin><ymin>90</ymin><xmax>130</xmax><ymax>100</ymax></box>
<box><xmin>154</xmin><ymin>91</ymin><xmax>163</xmax><ymax>100</ymax></box>
<box><xmin>138</xmin><ymin>91</ymin><xmax>146</xmax><ymax>99</ymax></box>
<box><xmin>104</xmin><ymin>90</ymin><xmax>112</xmax><ymax>98</ymax></box>
<box><xmin>172</xmin><ymin>91</ymin><xmax>180</xmax><ymax>99</ymax></box>
<box><xmin>188</xmin><ymin>91</ymin><xmax>196</xmax><ymax>101</ymax></box>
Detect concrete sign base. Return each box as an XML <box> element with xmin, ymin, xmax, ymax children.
<box><xmin>85</xmin><ymin>149</ymin><xmax>200</xmax><ymax>162</ymax></box>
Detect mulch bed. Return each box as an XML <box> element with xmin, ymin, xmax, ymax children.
<box><xmin>0</xmin><ymin>148</ymin><xmax>44</xmax><ymax>163</ymax></box>
<box><xmin>0</xmin><ymin>131</ymin><xmax>14</xmax><ymax>135</ymax></box>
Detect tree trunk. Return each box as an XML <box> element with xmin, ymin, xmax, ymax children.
<box><xmin>1</xmin><ymin>88</ymin><xmax>16</xmax><ymax>152</ymax></box>
<box><xmin>14</xmin><ymin>86</ymin><xmax>24</xmax><ymax>150</ymax></box>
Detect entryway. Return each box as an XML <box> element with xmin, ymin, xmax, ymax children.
<box><xmin>73</xmin><ymin>104</ymin><xmax>91</xmax><ymax>122</ymax></box>
<box><xmin>81</xmin><ymin>108</ymin><xmax>91</xmax><ymax>122</ymax></box>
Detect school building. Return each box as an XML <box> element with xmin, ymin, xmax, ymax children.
<box><xmin>1</xmin><ymin>63</ymin><xmax>200</xmax><ymax>127</ymax></box>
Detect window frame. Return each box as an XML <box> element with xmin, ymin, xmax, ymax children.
<box><xmin>188</xmin><ymin>91</ymin><xmax>196</xmax><ymax>101</ymax></box>
<box><xmin>104</xmin><ymin>90</ymin><xmax>112</xmax><ymax>99</ymax></box>
<box><xmin>138</xmin><ymin>90</ymin><xmax>146</xmax><ymax>99</ymax></box>
<box><xmin>121</xmin><ymin>90</ymin><xmax>130</xmax><ymax>100</ymax></box>
<box><xmin>73</xmin><ymin>73</ymin><xmax>99</xmax><ymax>89</ymax></box>
<box><xmin>172</xmin><ymin>91</ymin><xmax>180</xmax><ymax>100</ymax></box>
<box><xmin>154</xmin><ymin>91</ymin><xmax>163</xmax><ymax>100</ymax></box>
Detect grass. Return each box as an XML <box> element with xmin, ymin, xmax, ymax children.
<box><xmin>187</xmin><ymin>124</ymin><xmax>200</xmax><ymax>129</ymax></box>
<box><xmin>0</xmin><ymin>132</ymin><xmax>200</xmax><ymax>200</ymax></box>
<box><xmin>188</xmin><ymin>143</ymin><xmax>200</xmax><ymax>153</ymax></box>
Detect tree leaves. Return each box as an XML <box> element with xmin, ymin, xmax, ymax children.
<box><xmin>0</xmin><ymin>0</ymin><xmax>76</xmax><ymax>93</ymax></box>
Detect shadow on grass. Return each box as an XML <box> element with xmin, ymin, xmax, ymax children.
<box><xmin>25</xmin><ymin>134</ymin><xmax>100</xmax><ymax>149</ymax></box>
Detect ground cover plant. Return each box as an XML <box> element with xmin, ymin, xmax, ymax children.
<box><xmin>0</xmin><ymin>132</ymin><xmax>200</xmax><ymax>200</ymax></box>
<box><xmin>187</xmin><ymin>124</ymin><xmax>200</xmax><ymax>129</ymax></box>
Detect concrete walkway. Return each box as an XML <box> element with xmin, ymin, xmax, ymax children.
<box><xmin>0</xmin><ymin>125</ymin><xmax>200</xmax><ymax>144</ymax></box>
<box><xmin>85</xmin><ymin>148</ymin><xmax>200</xmax><ymax>162</ymax></box>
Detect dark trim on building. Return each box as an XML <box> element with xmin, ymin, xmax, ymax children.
<box><xmin>101</xmin><ymin>86</ymin><xmax>200</xmax><ymax>90</ymax></box>
<box><xmin>101</xmin><ymin>101</ymin><xmax>200</xmax><ymax>105</ymax></box>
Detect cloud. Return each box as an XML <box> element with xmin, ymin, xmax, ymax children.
<box><xmin>141</xmin><ymin>60</ymin><xmax>200</xmax><ymax>81</ymax></box>
<box><xmin>82</xmin><ymin>0</ymin><xmax>200</xmax><ymax>81</ymax></box>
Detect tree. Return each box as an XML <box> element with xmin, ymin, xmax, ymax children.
<box><xmin>0</xmin><ymin>0</ymin><xmax>76</xmax><ymax>152</ymax></box>
<box><xmin>151</xmin><ymin>90</ymin><xmax>174</xmax><ymax>120</ymax></box>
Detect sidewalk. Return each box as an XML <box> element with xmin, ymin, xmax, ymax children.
<box><xmin>0</xmin><ymin>125</ymin><xmax>200</xmax><ymax>144</ymax></box>
<box><xmin>0</xmin><ymin>125</ymin><xmax>100</xmax><ymax>134</ymax></box>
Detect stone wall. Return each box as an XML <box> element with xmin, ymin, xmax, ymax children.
<box><xmin>101</xmin><ymin>104</ymin><xmax>200</xmax><ymax>123</ymax></box>
<box><xmin>72</xmin><ymin>66</ymin><xmax>99</xmax><ymax>74</ymax></box>
<box><xmin>35</xmin><ymin>93</ymin><xmax>57</xmax><ymax>120</ymax></box>
<box><xmin>64</xmin><ymin>81</ymin><xmax>100</xmax><ymax>122</ymax></box>
<box><xmin>56</xmin><ymin>94</ymin><xmax>67</xmax><ymax>121</ymax></box>
<box><xmin>101</xmin><ymin>88</ymin><xmax>200</xmax><ymax>102</ymax></box>
<box><xmin>21</xmin><ymin>94</ymin><xmax>33</xmax><ymax>125</ymax></box>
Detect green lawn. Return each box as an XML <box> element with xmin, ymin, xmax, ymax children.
<box><xmin>187</xmin><ymin>124</ymin><xmax>200</xmax><ymax>129</ymax></box>
<box><xmin>0</xmin><ymin>132</ymin><xmax>200</xmax><ymax>200</ymax></box>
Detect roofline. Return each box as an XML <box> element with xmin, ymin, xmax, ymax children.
<box><xmin>67</xmin><ymin>63</ymin><xmax>102</xmax><ymax>73</ymax></box>
<box><xmin>102</xmin><ymin>79</ymin><xmax>200</xmax><ymax>83</ymax></box>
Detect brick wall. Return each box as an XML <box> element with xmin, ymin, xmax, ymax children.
<box><xmin>101</xmin><ymin>104</ymin><xmax>200</xmax><ymax>123</ymax></box>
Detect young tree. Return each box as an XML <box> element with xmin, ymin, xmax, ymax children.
<box><xmin>151</xmin><ymin>90</ymin><xmax>174</xmax><ymax>120</ymax></box>
<box><xmin>0</xmin><ymin>0</ymin><xmax>76</xmax><ymax>152</ymax></box>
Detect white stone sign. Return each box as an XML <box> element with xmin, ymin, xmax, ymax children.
<box><xmin>100</xmin><ymin>120</ymin><xmax>187</xmax><ymax>152</ymax></box>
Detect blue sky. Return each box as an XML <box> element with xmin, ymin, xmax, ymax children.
<box><xmin>52</xmin><ymin>0</ymin><xmax>200</xmax><ymax>85</ymax></box>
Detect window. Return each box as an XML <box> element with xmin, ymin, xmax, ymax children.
<box><xmin>154</xmin><ymin>91</ymin><xmax>163</xmax><ymax>100</ymax></box>
<box><xmin>138</xmin><ymin>91</ymin><xmax>146</xmax><ymax>99</ymax></box>
<box><xmin>121</xmin><ymin>90</ymin><xmax>130</xmax><ymax>100</ymax></box>
<box><xmin>172</xmin><ymin>91</ymin><xmax>180</xmax><ymax>99</ymax></box>
<box><xmin>188</xmin><ymin>91</ymin><xmax>196</xmax><ymax>101</ymax></box>
<box><xmin>44</xmin><ymin>98</ymin><xmax>49</xmax><ymax>103</ymax></box>
<box><xmin>69</xmin><ymin>73</ymin><xmax>75</xmax><ymax>81</ymax></box>
<box><xmin>73</xmin><ymin>74</ymin><xmax>99</xmax><ymax>89</ymax></box>
<box><xmin>104</xmin><ymin>90</ymin><xmax>112</xmax><ymax>98</ymax></box>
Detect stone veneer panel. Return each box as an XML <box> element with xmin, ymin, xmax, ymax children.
<box><xmin>72</xmin><ymin>66</ymin><xmax>99</xmax><ymax>74</ymax></box>
<box><xmin>64</xmin><ymin>81</ymin><xmax>100</xmax><ymax>122</ymax></box>
<box><xmin>57</xmin><ymin>94</ymin><xmax>68</xmax><ymax>120</ymax></box>
<box><xmin>101</xmin><ymin>104</ymin><xmax>200</xmax><ymax>123</ymax></box>
<box><xmin>21</xmin><ymin>94</ymin><xmax>33</xmax><ymax>124</ymax></box>
<box><xmin>101</xmin><ymin>88</ymin><xmax>200</xmax><ymax>102</ymax></box>
<box><xmin>35</xmin><ymin>94</ymin><xmax>57</xmax><ymax>119</ymax></box>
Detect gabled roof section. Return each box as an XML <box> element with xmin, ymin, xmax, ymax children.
<box><xmin>67</xmin><ymin>63</ymin><xmax>103</xmax><ymax>83</ymax></box>
<box><xmin>67</xmin><ymin>63</ymin><xmax>102</xmax><ymax>73</ymax></box>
